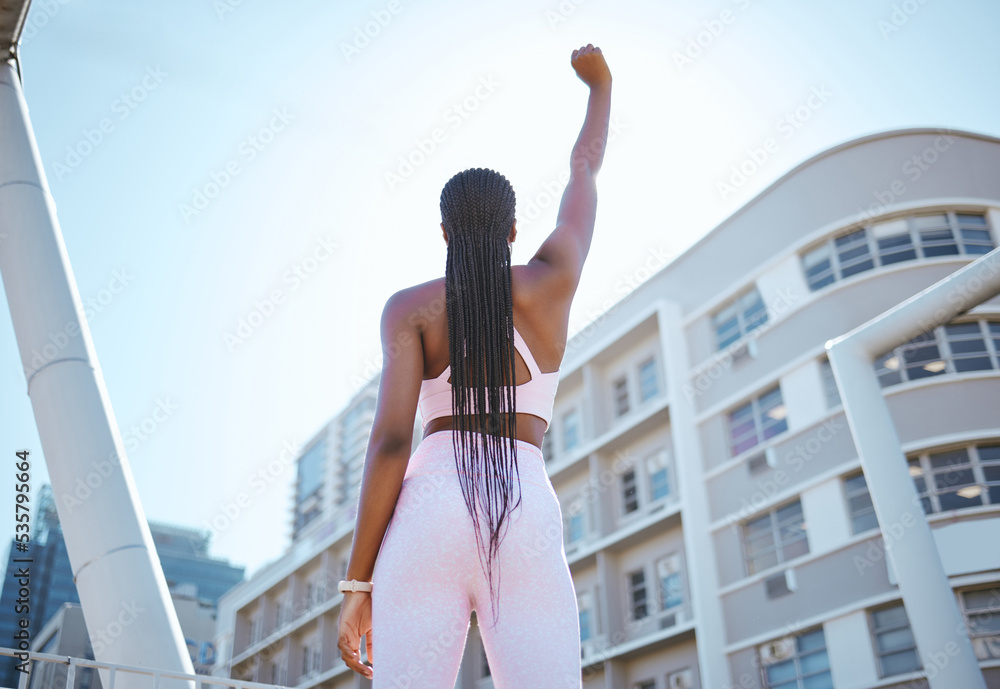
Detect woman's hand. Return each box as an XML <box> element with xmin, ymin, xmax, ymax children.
<box><xmin>337</xmin><ymin>592</ymin><xmax>374</xmax><ymax>681</ymax></box>
<box><xmin>571</xmin><ymin>44</ymin><xmax>611</xmax><ymax>90</ymax></box>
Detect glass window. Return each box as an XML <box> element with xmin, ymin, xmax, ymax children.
<box><xmin>727</xmin><ymin>385</ymin><xmax>788</xmax><ymax>456</ymax></box>
<box><xmin>761</xmin><ymin>628</ymin><xmax>833</xmax><ymax>689</ymax></box>
<box><xmin>743</xmin><ymin>500</ymin><xmax>809</xmax><ymax>575</ymax></box>
<box><xmin>800</xmin><ymin>210</ymin><xmax>995</xmax><ymax>292</ymax></box>
<box><xmin>638</xmin><ymin>356</ymin><xmax>659</xmax><ymax>401</ymax></box>
<box><xmin>913</xmin><ymin>213</ymin><xmax>957</xmax><ymax>256</ymax></box>
<box><xmin>959</xmin><ymin>587</ymin><xmax>1000</xmax><ymax>661</ymax></box>
<box><xmin>945</xmin><ymin>321</ymin><xmax>992</xmax><ymax>372</ymax></box>
<box><xmin>957</xmin><ymin>212</ymin><xmax>995</xmax><ymax>253</ymax></box>
<box><xmin>871</xmin><ymin>604</ymin><xmax>921</xmax><ymax>677</ymax></box>
<box><xmin>713</xmin><ymin>288</ymin><xmax>769</xmax><ymax>350</ymax></box>
<box><xmin>578</xmin><ymin>591</ymin><xmax>594</xmax><ymax>643</ymax></box>
<box><xmin>622</xmin><ymin>469</ymin><xmax>639</xmax><ymax>514</ymax></box>
<box><xmin>844</xmin><ymin>472</ymin><xmax>879</xmax><ymax>534</ymax></box>
<box><xmin>628</xmin><ymin>569</ymin><xmax>648</xmax><ymax>620</ymax></box>
<box><xmin>646</xmin><ymin>451</ymin><xmax>670</xmax><ymax>502</ymax></box>
<box><xmin>872</xmin><ymin>218</ymin><xmax>917</xmax><ymax>265</ymax></box>
<box><xmin>656</xmin><ymin>553</ymin><xmax>683</xmax><ymax>611</ymax></box>
<box><xmin>613</xmin><ymin>376</ymin><xmax>630</xmax><ymax>417</ymax></box>
<box><xmin>566</xmin><ymin>498</ymin><xmax>586</xmax><ymax>544</ymax></box>
<box><xmin>562</xmin><ymin>409</ymin><xmax>580</xmax><ymax>453</ymax></box>
<box><xmin>908</xmin><ymin>442</ymin><xmax>1000</xmax><ymax>514</ymax></box>
<box><xmin>802</xmin><ymin>244</ymin><xmax>835</xmax><ymax>291</ymax></box>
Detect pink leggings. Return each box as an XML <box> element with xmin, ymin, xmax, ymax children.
<box><xmin>370</xmin><ymin>431</ymin><xmax>582</xmax><ymax>688</ymax></box>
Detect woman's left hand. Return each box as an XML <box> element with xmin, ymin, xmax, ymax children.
<box><xmin>337</xmin><ymin>592</ymin><xmax>374</xmax><ymax>680</ymax></box>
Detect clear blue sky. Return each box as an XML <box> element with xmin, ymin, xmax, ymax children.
<box><xmin>2</xmin><ymin>0</ymin><xmax>998</xmax><ymax>578</ymax></box>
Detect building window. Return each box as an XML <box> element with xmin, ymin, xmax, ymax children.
<box><xmin>870</xmin><ymin>604</ymin><xmax>921</xmax><ymax>677</ymax></box>
<box><xmin>621</xmin><ymin>469</ymin><xmax>639</xmax><ymax>514</ymax></box>
<box><xmin>613</xmin><ymin>376</ymin><xmax>630</xmax><ymax>417</ymax></box>
<box><xmin>908</xmin><ymin>442</ymin><xmax>1000</xmax><ymax>513</ymax></box>
<box><xmin>742</xmin><ymin>500</ymin><xmax>809</xmax><ymax>575</ymax></box>
<box><xmin>819</xmin><ymin>357</ymin><xmax>841</xmax><ymax>408</ymax></box>
<box><xmin>800</xmin><ymin>210</ymin><xmax>995</xmax><ymax>292</ymax></box>
<box><xmin>959</xmin><ymin>586</ymin><xmax>1000</xmax><ymax>660</ymax></box>
<box><xmin>656</xmin><ymin>553</ymin><xmax>683</xmax><ymax>611</ymax></box>
<box><xmin>578</xmin><ymin>591</ymin><xmax>594</xmax><ymax>643</ymax></box>
<box><xmin>760</xmin><ymin>628</ymin><xmax>833</xmax><ymax>689</ymax></box>
<box><xmin>565</xmin><ymin>497</ymin><xmax>586</xmax><ymax>544</ymax></box>
<box><xmin>843</xmin><ymin>472</ymin><xmax>878</xmax><ymax>534</ymax></box>
<box><xmin>646</xmin><ymin>451</ymin><xmax>670</xmax><ymax>502</ymax></box>
<box><xmin>713</xmin><ymin>288</ymin><xmax>769</xmax><ymax>350</ymax></box>
<box><xmin>562</xmin><ymin>409</ymin><xmax>580</xmax><ymax>453</ymax></box>
<box><xmin>634</xmin><ymin>681</ymin><xmax>655</xmax><ymax>689</ymax></box>
<box><xmin>728</xmin><ymin>385</ymin><xmax>789</xmax><ymax>456</ymax></box>
<box><xmin>874</xmin><ymin>318</ymin><xmax>1000</xmax><ymax>386</ymax></box>
<box><xmin>638</xmin><ymin>356</ymin><xmax>659</xmax><ymax>401</ymax></box>
<box><xmin>628</xmin><ymin>569</ymin><xmax>648</xmax><ymax>621</ymax></box>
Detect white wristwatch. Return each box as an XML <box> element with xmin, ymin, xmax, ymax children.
<box><xmin>338</xmin><ymin>579</ymin><xmax>373</xmax><ymax>593</ymax></box>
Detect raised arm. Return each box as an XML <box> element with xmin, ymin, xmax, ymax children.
<box><xmin>528</xmin><ymin>44</ymin><xmax>612</xmax><ymax>296</ymax></box>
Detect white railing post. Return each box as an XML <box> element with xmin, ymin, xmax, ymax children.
<box><xmin>826</xmin><ymin>247</ymin><xmax>1000</xmax><ymax>689</ymax></box>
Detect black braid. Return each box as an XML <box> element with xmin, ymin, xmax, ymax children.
<box><xmin>439</xmin><ymin>167</ymin><xmax>519</xmax><ymax>631</ymax></box>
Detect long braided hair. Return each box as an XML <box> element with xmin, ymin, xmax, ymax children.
<box><xmin>439</xmin><ymin>167</ymin><xmax>520</xmax><ymax>631</ymax></box>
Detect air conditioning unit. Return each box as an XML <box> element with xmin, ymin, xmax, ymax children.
<box><xmin>731</xmin><ymin>338</ymin><xmax>758</xmax><ymax>365</ymax></box>
<box><xmin>659</xmin><ymin>613</ymin><xmax>677</xmax><ymax>630</ymax></box>
<box><xmin>765</xmin><ymin>568</ymin><xmax>797</xmax><ymax>599</ymax></box>
<box><xmin>760</xmin><ymin>637</ymin><xmax>796</xmax><ymax>664</ymax></box>
<box><xmin>669</xmin><ymin>669</ymin><xmax>694</xmax><ymax>689</ymax></box>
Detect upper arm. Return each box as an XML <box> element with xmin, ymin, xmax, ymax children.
<box><xmin>526</xmin><ymin>170</ymin><xmax>597</xmax><ymax>298</ymax></box>
<box><xmin>367</xmin><ymin>291</ymin><xmax>422</xmax><ymax>456</ymax></box>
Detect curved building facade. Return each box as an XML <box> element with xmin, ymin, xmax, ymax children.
<box><xmin>214</xmin><ymin>128</ymin><xmax>1000</xmax><ymax>689</ymax></box>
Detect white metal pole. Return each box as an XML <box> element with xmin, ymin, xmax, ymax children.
<box><xmin>826</xmin><ymin>247</ymin><xmax>1000</xmax><ymax>689</ymax></box>
<box><xmin>0</xmin><ymin>58</ymin><xmax>194</xmax><ymax>689</ymax></box>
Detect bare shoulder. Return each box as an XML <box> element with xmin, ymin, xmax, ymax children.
<box><xmin>383</xmin><ymin>277</ymin><xmax>447</xmax><ymax>333</ymax></box>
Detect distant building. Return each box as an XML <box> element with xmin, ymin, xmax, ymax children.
<box><xmin>0</xmin><ymin>485</ymin><xmax>245</xmax><ymax>687</ymax></box>
<box><xmin>213</xmin><ymin>129</ymin><xmax>1000</xmax><ymax>689</ymax></box>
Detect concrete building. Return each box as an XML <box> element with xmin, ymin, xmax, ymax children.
<box><xmin>0</xmin><ymin>485</ymin><xmax>246</xmax><ymax>687</ymax></box>
<box><xmin>28</xmin><ymin>592</ymin><xmax>219</xmax><ymax>689</ymax></box>
<box><xmin>213</xmin><ymin>128</ymin><xmax>1000</xmax><ymax>689</ymax></box>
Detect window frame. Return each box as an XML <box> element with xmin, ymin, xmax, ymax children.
<box><xmin>741</xmin><ymin>499</ymin><xmax>809</xmax><ymax>576</ymax></box>
<box><xmin>638</xmin><ymin>355</ymin><xmax>659</xmax><ymax>402</ymax></box>
<box><xmin>843</xmin><ymin>471</ymin><xmax>879</xmax><ymax>535</ymax></box>
<box><xmin>713</xmin><ymin>287</ymin><xmax>770</xmax><ymax>350</ymax></box>
<box><xmin>626</xmin><ymin>567</ymin><xmax>649</xmax><ymax>622</ymax></box>
<box><xmin>800</xmin><ymin>209</ymin><xmax>996</xmax><ymax>292</ymax></box>
<box><xmin>908</xmin><ymin>441</ymin><xmax>1000</xmax><ymax>514</ymax></box>
<box><xmin>759</xmin><ymin>626</ymin><xmax>833</xmax><ymax>689</ymax></box>
<box><xmin>727</xmin><ymin>384</ymin><xmax>789</xmax><ymax>457</ymax></box>
<box><xmin>868</xmin><ymin>603</ymin><xmax>922</xmax><ymax>678</ymax></box>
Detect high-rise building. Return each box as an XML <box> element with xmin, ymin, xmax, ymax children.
<box><xmin>213</xmin><ymin>128</ymin><xmax>1000</xmax><ymax>689</ymax></box>
<box><xmin>0</xmin><ymin>485</ymin><xmax>246</xmax><ymax>687</ymax></box>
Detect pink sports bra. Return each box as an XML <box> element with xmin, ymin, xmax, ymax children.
<box><xmin>417</xmin><ymin>325</ymin><xmax>561</xmax><ymax>431</ymax></box>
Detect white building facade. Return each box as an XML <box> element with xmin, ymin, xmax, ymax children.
<box><xmin>214</xmin><ymin>128</ymin><xmax>1000</xmax><ymax>689</ymax></box>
